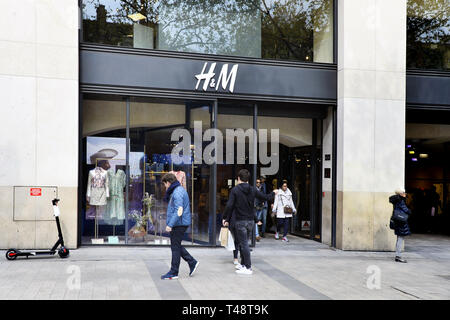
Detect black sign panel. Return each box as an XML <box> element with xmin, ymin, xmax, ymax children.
<box><xmin>80</xmin><ymin>46</ymin><xmax>337</xmax><ymax>103</ymax></box>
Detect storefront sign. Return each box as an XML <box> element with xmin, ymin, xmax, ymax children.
<box><xmin>30</xmin><ymin>188</ymin><xmax>42</xmax><ymax>196</ymax></box>
<box><xmin>195</xmin><ymin>62</ymin><xmax>239</xmax><ymax>93</ymax></box>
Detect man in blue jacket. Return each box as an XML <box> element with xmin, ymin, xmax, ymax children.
<box><xmin>161</xmin><ymin>173</ymin><xmax>199</xmax><ymax>280</ymax></box>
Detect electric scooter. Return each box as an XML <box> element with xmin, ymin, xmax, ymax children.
<box><xmin>5</xmin><ymin>198</ymin><xmax>70</xmax><ymax>260</ymax></box>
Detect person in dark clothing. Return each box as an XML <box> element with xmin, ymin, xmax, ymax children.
<box><xmin>389</xmin><ymin>188</ymin><xmax>411</xmax><ymax>263</ymax></box>
<box><xmin>258</xmin><ymin>175</ymin><xmax>269</xmax><ymax>238</ymax></box>
<box><xmin>427</xmin><ymin>186</ymin><xmax>441</xmax><ymax>233</ymax></box>
<box><xmin>222</xmin><ymin>169</ymin><xmax>276</xmax><ymax>275</ymax></box>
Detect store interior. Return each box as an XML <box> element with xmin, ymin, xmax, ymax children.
<box><xmin>81</xmin><ymin>95</ymin><xmax>327</xmax><ymax>245</ymax></box>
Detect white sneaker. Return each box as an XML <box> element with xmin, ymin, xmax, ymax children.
<box><xmin>275</xmin><ymin>232</ymin><xmax>279</xmax><ymax>240</ymax></box>
<box><xmin>235</xmin><ymin>264</ymin><xmax>245</xmax><ymax>270</ymax></box>
<box><xmin>282</xmin><ymin>237</ymin><xmax>289</xmax><ymax>242</ymax></box>
<box><xmin>235</xmin><ymin>267</ymin><xmax>253</xmax><ymax>275</ymax></box>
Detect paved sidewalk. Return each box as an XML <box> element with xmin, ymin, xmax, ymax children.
<box><xmin>1</xmin><ymin>234</ymin><xmax>449</xmax><ymax>300</ymax></box>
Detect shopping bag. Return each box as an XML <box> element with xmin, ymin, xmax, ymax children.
<box><xmin>225</xmin><ymin>230</ymin><xmax>235</xmax><ymax>251</ymax></box>
<box><xmin>219</xmin><ymin>227</ymin><xmax>229</xmax><ymax>247</ymax></box>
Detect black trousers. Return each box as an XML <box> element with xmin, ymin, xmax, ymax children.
<box><xmin>229</xmin><ymin>225</ymin><xmax>240</xmax><ymax>260</ymax></box>
<box><xmin>169</xmin><ymin>226</ymin><xmax>196</xmax><ymax>275</ymax></box>
<box><xmin>276</xmin><ymin>217</ymin><xmax>290</xmax><ymax>237</ymax></box>
<box><xmin>234</xmin><ymin>220</ymin><xmax>254</xmax><ymax>269</ymax></box>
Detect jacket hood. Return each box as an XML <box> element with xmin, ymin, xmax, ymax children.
<box><xmin>389</xmin><ymin>194</ymin><xmax>402</xmax><ymax>204</ymax></box>
<box><xmin>237</xmin><ymin>182</ymin><xmax>252</xmax><ymax>194</ymax></box>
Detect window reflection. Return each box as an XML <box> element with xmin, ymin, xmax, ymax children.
<box><xmin>407</xmin><ymin>0</ymin><xmax>450</xmax><ymax>70</ymax></box>
<box><xmin>82</xmin><ymin>0</ymin><xmax>334</xmax><ymax>63</ymax></box>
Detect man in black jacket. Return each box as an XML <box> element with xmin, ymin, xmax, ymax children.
<box><xmin>222</xmin><ymin>169</ymin><xmax>276</xmax><ymax>275</ymax></box>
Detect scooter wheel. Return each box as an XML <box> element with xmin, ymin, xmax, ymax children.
<box><xmin>6</xmin><ymin>249</ymin><xmax>17</xmax><ymax>261</ymax></box>
<box><xmin>58</xmin><ymin>247</ymin><xmax>69</xmax><ymax>258</ymax></box>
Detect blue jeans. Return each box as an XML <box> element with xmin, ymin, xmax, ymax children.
<box><xmin>255</xmin><ymin>206</ymin><xmax>268</xmax><ymax>237</ymax></box>
<box><xmin>169</xmin><ymin>226</ymin><xmax>196</xmax><ymax>275</ymax></box>
<box><xmin>235</xmin><ymin>220</ymin><xmax>254</xmax><ymax>269</ymax></box>
<box><xmin>256</xmin><ymin>206</ymin><xmax>267</xmax><ymax>235</ymax></box>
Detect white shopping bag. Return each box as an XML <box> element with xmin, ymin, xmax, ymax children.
<box><xmin>225</xmin><ymin>230</ymin><xmax>235</xmax><ymax>251</ymax></box>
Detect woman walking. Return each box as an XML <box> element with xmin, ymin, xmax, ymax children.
<box><xmin>389</xmin><ymin>188</ymin><xmax>411</xmax><ymax>263</ymax></box>
<box><xmin>272</xmin><ymin>181</ymin><xmax>296</xmax><ymax>242</ymax></box>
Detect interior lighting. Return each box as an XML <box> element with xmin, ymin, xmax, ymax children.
<box><xmin>411</xmin><ymin>158</ymin><xmax>418</xmax><ymax>162</ymax></box>
<box><xmin>128</xmin><ymin>13</ymin><xmax>146</xmax><ymax>21</ymax></box>
<box><xmin>409</xmin><ymin>150</ymin><xmax>415</xmax><ymax>154</ymax></box>
<box><xmin>419</xmin><ymin>153</ymin><xmax>429</xmax><ymax>158</ymax></box>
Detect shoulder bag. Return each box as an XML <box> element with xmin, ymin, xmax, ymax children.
<box><xmin>280</xmin><ymin>194</ymin><xmax>294</xmax><ymax>215</ymax></box>
<box><xmin>392</xmin><ymin>208</ymin><xmax>408</xmax><ymax>223</ymax></box>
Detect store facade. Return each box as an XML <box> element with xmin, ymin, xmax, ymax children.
<box><xmin>79</xmin><ymin>0</ymin><xmax>337</xmax><ymax>246</ymax></box>
<box><xmin>2</xmin><ymin>0</ymin><xmax>448</xmax><ymax>251</ymax></box>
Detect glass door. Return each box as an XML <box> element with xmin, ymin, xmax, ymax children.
<box><xmin>290</xmin><ymin>146</ymin><xmax>321</xmax><ymax>240</ymax></box>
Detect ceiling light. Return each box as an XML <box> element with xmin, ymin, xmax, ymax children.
<box><xmin>128</xmin><ymin>13</ymin><xmax>146</xmax><ymax>21</ymax></box>
<box><xmin>419</xmin><ymin>153</ymin><xmax>428</xmax><ymax>158</ymax></box>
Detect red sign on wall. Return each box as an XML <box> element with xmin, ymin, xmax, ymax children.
<box><xmin>30</xmin><ymin>188</ymin><xmax>42</xmax><ymax>196</ymax></box>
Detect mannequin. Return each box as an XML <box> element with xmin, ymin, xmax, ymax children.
<box><xmin>169</xmin><ymin>169</ymin><xmax>187</xmax><ymax>189</ymax></box>
<box><xmin>105</xmin><ymin>165</ymin><xmax>126</xmax><ymax>229</ymax></box>
<box><xmin>87</xmin><ymin>160</ymin><xmax>110</xmax><ymax>240</ymax></box>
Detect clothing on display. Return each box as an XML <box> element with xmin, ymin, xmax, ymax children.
<box><xmin>86</xmin><ymin>204</ymin><xmax>105</xmax><ymax>220</ymax></box>
<box><xmin>87</xmin><ymin>167</ymin><xmax>109</xmax><ymax>206</ymax></box>
<box><xmin>170</xmin><ymin>170</ymin><xmax>187</xmax><ymax>189</ymax></box>
<box><xmin>104</xmin><ymin>168</ymin><xmax>126</xmax><ymax>225</ymax></box>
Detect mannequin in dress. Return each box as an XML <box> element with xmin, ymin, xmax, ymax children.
<box><xmin>105</xmin><ymin>165</ymin><xmax>126</xmax><ymax>228</ymax></box>
<box><xmin>87</xmin><ymin>160</ymin><xmax>110</xmax><ymax>239</ymax></box>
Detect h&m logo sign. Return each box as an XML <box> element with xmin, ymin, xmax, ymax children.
<box><xmin>195</xmin><ymin>62</ymin><xmax>239</xmax><ymax>93</ymax></box>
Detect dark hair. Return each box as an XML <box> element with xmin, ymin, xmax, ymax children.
<box><xmin>280</xmin><ymin>181</ymin><xmax>288</xmax><ymax>188</ymax></box>
<box><xmin>162</xmin><ymin>173</ymin><xmax>177</xmax><ymax>184</ymax></box>
<box><xmin>238</xmin><ymin>169</ymin><xmax>250</xmax><ymax>182</ymax></box>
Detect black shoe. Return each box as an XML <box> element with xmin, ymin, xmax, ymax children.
<box><xmin>189</xmin><ymin>261</ymin><xmax>199</xmax><ymax>277</ymax></box>
<box><xmin>395</xmin><ymin>256</ymin><xmax>407</xmax><ymax>263</ymax></box>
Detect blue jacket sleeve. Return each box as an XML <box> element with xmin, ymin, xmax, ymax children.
<box><xmin>167</xmin><ymin>188</ymin><xmax>183</xmax><ymax>227</ymax></box>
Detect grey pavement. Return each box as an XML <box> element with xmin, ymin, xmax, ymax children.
<box><xmin>1</xmin><ymin>234</ymin><xmax>449</xmax><ymax>300</ymax></box>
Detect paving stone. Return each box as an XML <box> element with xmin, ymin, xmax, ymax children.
<box><xmin>1</xmin><ymin>234</ymin><xmax>449</xmax><ymax>300</ymax></box>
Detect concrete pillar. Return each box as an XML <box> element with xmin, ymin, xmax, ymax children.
<box><xmin>336</xmin><ymin>0</ymin><xmax>407</xmax><ymax>250</ymax></box>
<box><xmin>0</xmin><ymin>0</ymin><xmax>79</xmax><ymax>249</ymax></box>
<box><xmin>321</xmin><ymin>108</ymin><xmax>334</xmax><ymax>246</ymax></box>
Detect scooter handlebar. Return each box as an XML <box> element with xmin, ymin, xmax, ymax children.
<box><xmin>53</xmin><ymin>206</ymin><xmax>60</xmax><ymax>217</ymax></box>
<box><xmin>52</xmin><ymin>198</ymin><xmax>60</xmax><ymax>217</ymax></box>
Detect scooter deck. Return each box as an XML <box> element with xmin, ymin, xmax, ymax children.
<box><xmin>8</xmin><ymin>250</ymin><xmax>56</xmax><ymax>259</ymax></box>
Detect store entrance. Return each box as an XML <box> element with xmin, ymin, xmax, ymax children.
<box><xmin>216</xmin><ymin>101</ymin><xmax>324</xmax><ymax>242</ymax></box>
<box><xmin>405</xmin><ymin>109</ymin><xmax>450</xmax><ymax>236</ymax></box>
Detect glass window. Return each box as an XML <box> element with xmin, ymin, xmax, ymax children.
<box><xmin>82</xmin><ymin>95</ymin><xmax>215</xmax><ymax>245</ymax></box>
<box><xmin>82</xmin><ymin>95</ymin><xmax>127</xmax><ymax>245</ymax></box>
<box><xmin>407</xmin><ymin>0</ymin><xmax>450</xmax><ymax>70</ymax></box>
<box><xmin>82</xmin><ymin>0</ymin><xmax>334</xmax><ymax>63</ymax></box>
